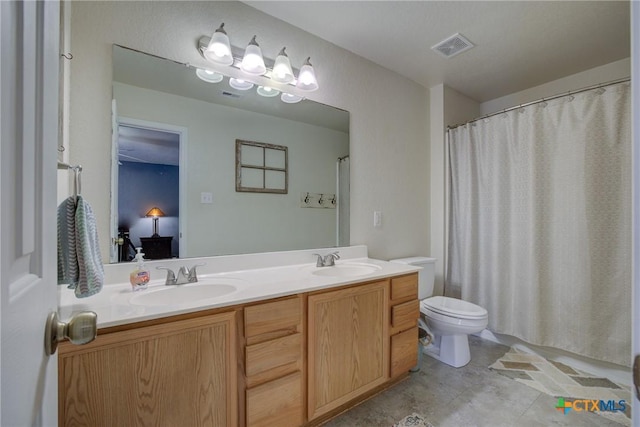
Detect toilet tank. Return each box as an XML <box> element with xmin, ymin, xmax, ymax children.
<box><xmin>389</xmin><ymin>257</ymin><xmax>436</xmax><ymax>300</ymax></box>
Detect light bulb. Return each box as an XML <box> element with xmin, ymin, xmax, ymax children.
<box><xmin>204</xmin><ymin>23</ymin><xmax>233</xmax><ymax>65</ymax></box>
<box><xmin>271</xmin><ymin>47</ymin><xmax>294</xmax><ymax>84</ymax></box>
<box><xmin>296</xmin><ymin>57</ymin><xmax>319</xmax><ymax>91</ymax></box>
<box><xmin>240</xmin><ymin>36</ymin><xmax>266</xmax><ymax>76</ymax></box>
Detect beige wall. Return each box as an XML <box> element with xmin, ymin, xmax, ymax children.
<box><xmin>67</xmin><ymin>1</ymin><xmax>430</xmax><ymax>262</ymax></box>
<box><xmin>480</xmin><ymin>58</ymin><xmax>630</xmax><ymax>115</ymax></box>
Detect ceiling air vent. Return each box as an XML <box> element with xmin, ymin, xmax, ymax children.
<box><xmin>431</xmin><ymin>33</ymin><xmax>474</xmax><ymax>58</ymax></box>
<box><xmin>222</xmin><ymin>91</ymin><xmax>241</xmax><ymax>98</ymax></box>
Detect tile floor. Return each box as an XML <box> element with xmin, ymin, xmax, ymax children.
<box><xmin>323</xmin><ymin>336</ymin><xmax>627</xmax><ymax>427</ymax></box>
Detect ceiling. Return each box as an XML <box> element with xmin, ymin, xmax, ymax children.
<box><xmin>243</xmin><ymin>1</ymin><xmax>630</xmax><ymax>102</ymax></box>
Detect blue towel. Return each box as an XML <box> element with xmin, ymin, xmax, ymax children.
<box><xmin>57</xmin><ymin>195</ymin><xmax>104</xmax><ymax>298</ymax></box>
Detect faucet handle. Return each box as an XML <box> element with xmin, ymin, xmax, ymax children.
<box><xmin>187</xmin><ymin>263</ymin><xmax>206</xmax><ymax>282</ymax></box>
<box><xmin>156</xmin><ymin>266</ymin><xmax>176</xmax><ymax>285</ymax></box>
<box><xmin>312</xmin><ymin>253</ymin><xmax>324</xmax><ymax>267</ymax></box>
<box><xmin>324</xmin><ymin>251</ymin><xmax>340</xmax><ymax>266</ymax></box>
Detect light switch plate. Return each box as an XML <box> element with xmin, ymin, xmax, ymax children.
<box><xmin>373</xmin><ymin>211</ymin><xmax>382</xmax><ymax>227</ymax></box>
<box><xmin>200</xmin><ymin>192</ymin><xmax>213</xmax><ymax>204</ymax></box>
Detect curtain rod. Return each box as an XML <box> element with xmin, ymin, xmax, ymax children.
<box><xmin>447</xmin><ymin>77</ymin><xmax>631</xmax><ymax>131</ymax></box>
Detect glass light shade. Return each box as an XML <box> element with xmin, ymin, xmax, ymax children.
<box><xmin>271</xmin><ymin>48</ymin><xmax>294</xmax><ymax>84</ymax></box>
<box><xmin>281</xmin><ymin>93</ymin><xmax>304</xmax><ymax>104</ymax></box>
<box><xmin>145</xmin><ymin>207</ymin><xmax>165</xmax><ymax>218</ymax></box>
<box><xmin>240</xmin><ymin>36</ymin><xmax>266</xmax><ymax>75</ymax></box>
<box><xmin>204</xmin><ymin>24</ymin><xmax>233</xmax><ymax>65</ymax></box>
<box><xmin>196</xmin><ymin>68</ymin><xmax>224</xmax><ymax>83</ymax></box>
<box><xmin>296</xmin><ymin>57</ymin><xmax>319</xmax><ymax>91</ymax></box>
<box><xmin>229</xmin><ymin>78</ymin><xmax>254</xmax><ymax>91</ymax></box>
<box><xmin>257</xmin><ymin>86</ymin><xmax>280</xmax><ymax>97</ymax></box>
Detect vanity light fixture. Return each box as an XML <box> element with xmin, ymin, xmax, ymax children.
<box><xmin>198</xmin><ymin>24</ymin><xmax>320</xmax><ymax>94</ymax></box>
<box><xmin>280</xmin><ymin>93</ymin><xmax>304</xmax><ymax>104</ymax></box>
<box><xmin>271</xmin><ymin>47</ymin><xmax>294</xmax><ymax>84</ymax></box>
<box><xmin>240</xmin><ymin>36</ymin><xmax>267</xmax><ymax>76</ymax></box>
<box><xmin>229</xmin><ymin>78</ymin><xmax>254</xmax><ymax>91</ymax></box>
<box><xmin>195</xmin><ymin>68</ymin><xmax>224</xmax><ymax>83</ymax></box>
<box><xmin>203</xmin><ymin>23</ymin><xmax>233</xmax><ymax>65</ymax></box>
<box><xmin>295</xmin><ymin>57</ymin><xmax>319</xmax><ymax>92</ymax></box>
<box><xmin>257</xmin><ymin>86</ymin><xmax>280</xmax><ymax>97</ymax></box>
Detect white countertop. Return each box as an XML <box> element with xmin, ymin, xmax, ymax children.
<box><xmin>58</xmin><ymin>250</ymin><xmax>420</xmax><ymax>329</ymax></box>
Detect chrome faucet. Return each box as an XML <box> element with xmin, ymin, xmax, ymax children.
<box><xmin>157</xmin><ymin>263</ymin><xmax>205</xmax><ymax>285</ymax></box>
<box><xmin>313</xmin><ymin>251</ymin><xmax>340</xmax><ymax>267</ymax></box>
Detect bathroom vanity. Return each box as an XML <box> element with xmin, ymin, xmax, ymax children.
<box><xmin>57</xmin><ymin>247</ymin><xmax>420</xmax><ymax>426</ymax></box>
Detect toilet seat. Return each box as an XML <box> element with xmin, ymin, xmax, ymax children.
<box><xmin>421</xmin><ymin>296</ymin><xmax>487</xmax><ymax>320</ymax></box>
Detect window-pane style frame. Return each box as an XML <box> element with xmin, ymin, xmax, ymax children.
<box><xmin>235</xmin><ymin>139</ymin><xmax>288</xmax><ymax>194</ymax></box>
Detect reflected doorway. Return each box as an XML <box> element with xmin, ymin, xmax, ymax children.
<box><xmin>115</xmin><ymin>120</ymin><xmax>183</xmax><ymax>261</ymax></box>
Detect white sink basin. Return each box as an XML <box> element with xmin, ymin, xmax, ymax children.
<box><xmin>311</xmin><ymin>262</ymin><xmax>382</xmax><ymax>278</ymax></box>
<box><xmin>130</xmin><ymin>283</ymin><xmax>237</xmax><ymax>306</ymax></box>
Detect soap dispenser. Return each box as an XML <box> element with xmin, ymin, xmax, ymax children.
<box><xmin>130</xmin><ymin>247</ymin><xmax>150</xmax><ymax>291</ymax></box>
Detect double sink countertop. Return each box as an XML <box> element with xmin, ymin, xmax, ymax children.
<box><xmin>58</xmin><ymin>246</ymin><xmax>420</xmax><ymax>329</ymax></box>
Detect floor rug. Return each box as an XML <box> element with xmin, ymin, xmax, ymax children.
<box><xmin>392</xmin><ymin>413</ymin><xmax>434</xmax><ymax>427</ymax></box>
<box><xmin>489</xmin><ymin>346</ymin><xmax>631</xmax><ymax>426</ymax></box>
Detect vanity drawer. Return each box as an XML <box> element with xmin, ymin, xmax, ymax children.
<box><xmin>246</xmin><ymin>370</ymin><xmax>304</xmax><ymax>427</ymax></box>
<box><xmin>246</xmin><ymin>333</ymin><xmax>302</xmax><ymax>377</ymax></box>
<box><xmin>244</xmin><ymin>297</ymin><xmax>302</xmax><ymax>344</ymax></box>
<box><xmin>390</xmin><ymin>274</ymin><xmax>418</xmax><ymax>302</ymax></box>
<box><xmin>391</xmin><ymin>299</ymin><xmax>419</xmax><ymax>331</ymax></box>
<box><xmin>390</xmin><ymin>326</ymin><xmax>418</xmax><ymax>378</ymax></box>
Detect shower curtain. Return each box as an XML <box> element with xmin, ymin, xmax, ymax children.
<box><xmin>337</xmin><ymin>156</ymin><xmax>350</xmax><ymax>247</ymax></box>
<box><xmin>447</xmin><ymin>82</ymin><xmax>631</xmax><ymax>366</ymax></box>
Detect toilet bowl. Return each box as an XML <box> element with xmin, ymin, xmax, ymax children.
<box><xmin>390</xmin><ymin>257</ymin><xmax>488</xmax><ymax>368</ymax></box>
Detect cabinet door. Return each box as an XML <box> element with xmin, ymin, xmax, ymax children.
<box><xmin>308</xmin><ymin>281</ymin><xmax>389</xmax><ymax>420</ymax></box>
<box><xmin>58</xmin><ymin>312</ymin><xmax>237</xmax><ymax>427</ymax></box>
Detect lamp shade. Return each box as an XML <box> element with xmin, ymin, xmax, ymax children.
<box><xmin>296</xmin><ymin>57</ymin><xmax>319</xmax><ymax>91</ymax></box>
<box><xmin>240</xmin><ymin>36</ymin><xmax>266</xmax><ymax>75</ymax></box>
<box><xmin>204</xmin><ymin>23</ymin><xmax>233</xmax><ymax>65</ymax></box>
<box><xmin>145</xmin><ymin>207</ymin><xmax>165</xmax><ymax>218</ymax></box>
<box><xmin>271</xmin><ymin>47</ymin><xmax>294</xmax><ymax>84</ymax></box>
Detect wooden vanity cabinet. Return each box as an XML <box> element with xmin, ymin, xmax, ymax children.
<box><xmin>58</xmin><ymin>272</ymin><xmax>418</xmax><ymax>427</ymax></box>
<box><xmin>58</xmin><ymin>311</ymin><xmax>237</xmax><ymax>427</ymax></box>
<box><xmin>242</xmin><ymin>296</ymin><xmax>304</xmax><ymax>427</ymax></box>
<box><xmin>389</xmin><ymin>273</ymin><xmax>420</xmax><ymax>378</ymax></box>
<box><xmin>307</xmin><ymin>281</ymin><xmax>389</xmax><ymax>421</ymax></box>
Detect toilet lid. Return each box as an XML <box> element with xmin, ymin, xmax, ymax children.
<box><xmin>421</xmin><ymin>296</ymin><xmax>487</xmax><ymax>320</ymax></box>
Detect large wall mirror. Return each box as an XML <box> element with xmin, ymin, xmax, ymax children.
<box><xmin>111</xmin><ymin>45</ymin><xmax>350</xmax><ymax>263</ymax></box>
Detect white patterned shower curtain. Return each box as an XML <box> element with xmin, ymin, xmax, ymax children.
<box><xmin>447</xmin><ymin>82</ymin><xmax>631</xmax><ymax>366</ymax></box>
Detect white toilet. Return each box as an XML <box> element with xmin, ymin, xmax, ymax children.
<box><xmin>390</xmin><ymin>257</ymin><xmax>488</xmax><ymax>368</ymax></box>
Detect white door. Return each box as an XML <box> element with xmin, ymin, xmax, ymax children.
<box><xmin>1</xmin><ymin>1</ymin><xmax>60</xmax><ymax>425</ymax></box>
<box><xmin>110</xmin><ymin>99</ymin><xmax>120</xmax><ymax>262</ymax></box>
<box><xmin>632</xmin><ymin>2</ymin><xmax>640</xmax><ymax>425</ymax></box>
